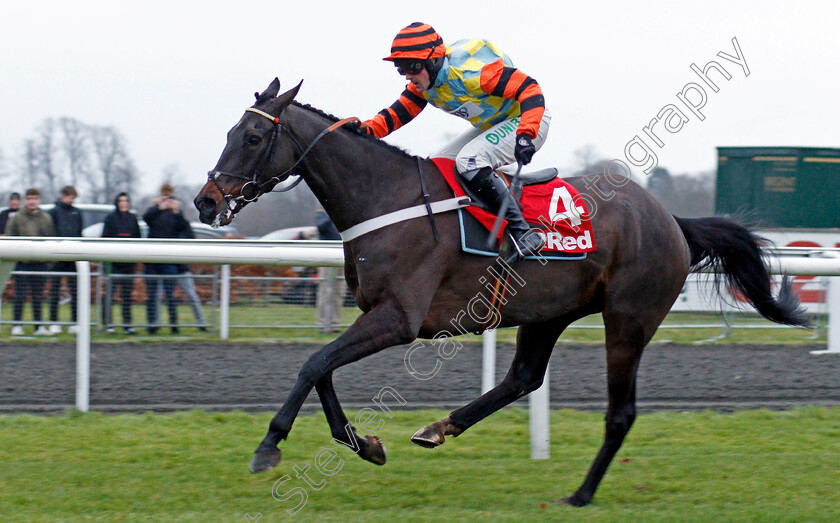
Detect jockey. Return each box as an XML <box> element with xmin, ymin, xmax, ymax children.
<box><xmin>354</xmin><ymin>22</ymin><xmax>550</xmax><ymax>263</ymax></box>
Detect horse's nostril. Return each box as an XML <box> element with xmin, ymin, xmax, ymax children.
<box><xmin>195</xmin><ymin>196</ymin><xmax>216</xmax><ymax>214</ymax></box>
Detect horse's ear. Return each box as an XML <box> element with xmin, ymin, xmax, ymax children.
<box><xmin>255</xmin><ymin>78</ymin><xmax>281</xmax><ymax>104</ymax></box>
<box><xmin>272</xmin><ymin>80</ymin><xmax>303</xmax><ymax>110</ymax></box>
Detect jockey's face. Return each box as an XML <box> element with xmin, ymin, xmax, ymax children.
<box><xmin>405</xmin><ymin>67</ymin><xmax>431</xmax><ymax>92</ymax></box>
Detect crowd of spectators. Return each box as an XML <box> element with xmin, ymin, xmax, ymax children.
<box><xmin>3</xmin><ymin>184</ymin><xmax>210</xmax><ymax>335</ymax></box>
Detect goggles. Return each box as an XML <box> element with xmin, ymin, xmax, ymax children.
<box><xmin>395</xmin><ymin>60</ymin><xmax>424</xmax><ymax>76</ymax></box>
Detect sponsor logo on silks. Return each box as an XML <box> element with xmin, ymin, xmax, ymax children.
<box><xmin>448</xmin><ymin>101</ymin><xmax>484</xmax><ymax>120</ymax></box>
<box><xmin>535</xmin><ymin>229</ymin><xmax>594</xmax><ymax>252</ymax></box>
<box><xmin>485</xmin><ymin>117</ymin><xmax>521</xmax><ymax>145</ymax></box>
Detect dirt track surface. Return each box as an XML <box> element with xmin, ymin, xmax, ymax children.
<box><xmin>2</xmin><ymin>342</ymin><xmax>839</xmax><ymax>413</ymax></box>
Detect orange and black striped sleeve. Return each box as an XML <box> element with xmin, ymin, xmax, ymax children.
<box><xmin>479</xmin><ymin>58</ymin><xmax>545</xmax><ymax>139</ymax></box>
<box><xmin>363</xmin><ymin>82</ymin><xmax>428</xmax><ymax>138</ymax></box>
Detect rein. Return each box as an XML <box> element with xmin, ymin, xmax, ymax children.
<box><xmin>208</xmin><ymin>104</ymin><xmax>473</xmax><ymax>241</ymax></box>
<box><xmin>207</xmin><ymin>107</ymin><xmax>359</xmax><ymax>217</ymax></box>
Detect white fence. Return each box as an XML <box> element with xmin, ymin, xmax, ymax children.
<box><xmin>2</xmin><ymin>238</ymin><xmax>839</xmax><ymax>460</ymax></box>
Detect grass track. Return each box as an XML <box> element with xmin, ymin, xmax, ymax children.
<box><xmin>1</xmin><ymin>306</ymin><xmax>825</xmax><ymax>346</ymax></box>
<box><xmin>1</xmin><ymin>408</ymin><xmax>839</xmax><ymax>521</ymax></box>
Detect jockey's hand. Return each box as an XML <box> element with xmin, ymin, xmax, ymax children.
<box><xmin>345</xmin><ymin>120</ymin><xmax>372</xmax><ymax>136</ymax></box>
<box><xmin>515</xmin><ymin>134</ymin><xmax>536</xmax><ymax>165</ymax></box>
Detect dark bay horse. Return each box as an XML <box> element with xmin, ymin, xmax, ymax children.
<box><xmin>194</xmin><ymin>79</ymin><xmax>808</xmax><ymax>506</ymax></box>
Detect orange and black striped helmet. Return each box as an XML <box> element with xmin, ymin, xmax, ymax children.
<box><xmin>383</xmin><ymin>22</ymin><xmax>446</xmax><ymax>62</ymax></box>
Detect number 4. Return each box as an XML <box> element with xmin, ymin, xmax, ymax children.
<box><xmin>549</xmin><ymin>186</ymin><xmax>585</xmax><ymax>227</ymax></box>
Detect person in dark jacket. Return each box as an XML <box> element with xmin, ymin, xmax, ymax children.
<box><xmin>101</xmin><ymin>192</ymin><xmax>141</xmax><ymax>334</ymax></box>
<box><xmin>0</xmin><ymin>192</ymin><xmax>21</xmax><ymax>234</ymax></box>
<box><xmin>157</xmin><ymin>221</ymin><xmax>208</xmax><ymax>332</ymax></box>
<box><xmin>143</xmin><ymin>184</ymin><xmax>189</xmax><ymax>334</ymax></box>
<box><xmin>47</xmin><ymin>185</ymin><xmax>83</xmax><ymax>333</ymax></box>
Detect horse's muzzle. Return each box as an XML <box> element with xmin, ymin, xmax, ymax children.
<box><xmin>194</xmin><ymin>195</ymin><xmax>219</xmax><ymax>225</ymax></box>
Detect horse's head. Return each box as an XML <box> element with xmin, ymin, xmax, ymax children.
<box><xmin>195</xmin><ymin>78</ymin><xmax>303</xmax><ymax>226</ymax></box>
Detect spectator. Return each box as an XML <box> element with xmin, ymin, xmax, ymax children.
<box><xmin>315</xmin><ymin>209</ymin><xmax>345</xmax><ymax>333</ymax></box>
<box><xmin>5</xmin><ymin>188</ymin><xmax>55</xmax><ymax>335</ymax></box>
<box><xmin>143</xmin><ymin>183</ymin><xmax>189</xmax><ymax>334</ymax></box>
<box><xmin>158</xmin><ymin>221</ymin><xmax>208</xmax><ymax>332</ymax></box>
<box><xmin>47</xmin><ymin>185</ymin><xmax>83</xmax><ymax>334</ymax></box>
<box><xmin>101</xmin><ymin>192</ymin><xmax>141</xmax><ymax>334</ymax></box>
<box><xmin>0</xmin><ymin>192</ymin><xmax>21</xmax><ymax>234</ymax></box>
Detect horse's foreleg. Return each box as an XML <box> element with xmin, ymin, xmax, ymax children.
<box><xmin>250</xmin><ymin>304</ymin><xmax>414</xmax><ymax>474</ymax></box>
<box><xmin>411</xmin><ymin>319</ymin><xmax>564</xmax><ymax>447</ymax></box>
<box><xmin>315</xmin><ymin>373</ymin><xmax>387</xmax><ymax>465</ymax></box>
<box><xmin>560</xmin><ymin>319</ymin><xmax>645</xmax><ymax>507</ymax></box>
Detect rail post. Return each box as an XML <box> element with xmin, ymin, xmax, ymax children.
<box><xmin>529</xmin><ymin>364</ymin><xmax>550</xmax><ymax>460</ymax></box>
<box><xmin>811</xmin><ymin>276</ymin><xmax>840</xmax><ymax>355</ymax></box>
<box><xmin>75</xmin><ymin>261</ymin><xmax>91</xmax><ymax>412</ymax></box>
<box><xmin>482</xmin><ymin>329</ymin><xmax>496</xmax><ymax>394</ymax></box>
<box><xmin>220</xmin><ymin>264</ymin><xmax>230</xmax><ymax>340</ymax></box>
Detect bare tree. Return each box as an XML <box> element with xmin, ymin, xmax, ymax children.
<box><xmin>667</xmin><ymin>170</ymin><xmax>714</xmax><ymax>217</ymax></box>
<box><xmin>90</xmin><ymin>125</ymin><xmax>136</xmax><ymax>203</ymax></box>
<box><xmin>646</xmin><ymin>167</ymin><xmax>714</xmax><ymax>217</ymax></box>
<box><xmin>8</xmin><ymin>118</ymin><xmax>140</xmax><ymax>202</ymax></box>
<box><xmin>20</xmin><ymin>139</ymin><xmax>42</xmax><ymax>190</ymax></box>
<box><xmin>35</xmin><ymin>119</ymin><xmax>60</xmax><ymax>200</ymax></box>
<box><xmin>59</xmin><ymin>117</ymin><xmax>91</xmax><ymax>188</ymax></box>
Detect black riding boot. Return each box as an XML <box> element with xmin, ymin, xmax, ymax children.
<box><xmin>461</xmin><ymin>167</ymin><xmax>545</xmax><ymax>263</ymax></box>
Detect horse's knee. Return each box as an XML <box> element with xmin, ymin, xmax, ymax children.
<box><xmin>506</xmin><ymin>366</ymin><xmax>546</xmax><ymax>397</ymax></box>
<box><xmin>523</xmin><ymin>374</ymin><xmax>547</xmax><ymax>395</ymax></box>
<box><xmin>511</xmin><ymin>377</ymin><xmax>544</xmax><ymax>398</ymax></box>
<box><xmin>298</xmin><ymin>354</ymin><xmax>327</xmax><ymax>386</ymax></box>
<box><xmin>605</xmin><ymin>405</ymin><xmax>636</xmax><ymax>437</ymax></box>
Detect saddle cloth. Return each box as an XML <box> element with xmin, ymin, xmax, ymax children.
<box><xmin>430</xmin><ymin>158</ymin><xmax>597</xmax><ymax>260</ymax></box>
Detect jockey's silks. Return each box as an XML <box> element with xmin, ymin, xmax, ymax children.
<box><xmin>365</xmin><ymin>39</ymin><xmax>545</xmax><ymax>140</ymax></box>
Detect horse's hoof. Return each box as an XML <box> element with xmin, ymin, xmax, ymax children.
<box><xmin>360</xmin><ymin>435</ymin><xmax>387</xmax><ymax>465</ymax></box>
<box><xmin>411</xmin><ymin>424</ymin><xmax>445</xmax><ymax>448</ymax></box>
<box><xmin>554</xmin><ymin>493</ymin><xmax>590</xmax><ymax>507</ymax></box>
<box><xmin>250</xmin><ymin>448</ymin><xmax>282</xmax><ymax>474</ymax></box>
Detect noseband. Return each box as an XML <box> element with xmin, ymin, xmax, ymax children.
<box><xmin>207</xmin><ymin>106</ymin><xmax>359</xmax><ymax>221</ymax></box>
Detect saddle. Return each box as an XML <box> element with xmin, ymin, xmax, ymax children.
<box><xmin>430</xmin><ymin>158</ymin><xmax>597</xmax><ymax>260</ymax></box>
<box><xmin>458</xmin><ymin>167</ymin><xmax>560</xmax><ymax>212</ymax></box>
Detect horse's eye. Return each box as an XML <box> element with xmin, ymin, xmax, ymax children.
<box><xmin>247</xmin><ymin>135</ymin><xmax>262</xmax><ymax>146</ymax></box>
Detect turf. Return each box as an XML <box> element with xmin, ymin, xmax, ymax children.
<box><xmin>1</xmin><ymin>407</ymin><xmax>838</xmax><ymax>521</ymax></box>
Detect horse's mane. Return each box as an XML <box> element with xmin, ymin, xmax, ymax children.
<box><xmin>291</xmin><ymin>101</ymin><xmax>417</xmax><ymax>161</ymax></box>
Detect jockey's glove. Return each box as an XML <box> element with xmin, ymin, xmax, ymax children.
<box><xmin>345</xmin><ymin>120</ymin><xmax>373</xmax><ymax>136</ymax></box>
<box><xmin>515</xmin><ymin>134</ymin><xmax>536</xmax><ymax>165</ymax></box>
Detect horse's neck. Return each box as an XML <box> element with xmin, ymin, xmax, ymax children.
<box><xmin>291</xmin><ymin>108</ymin><xmax>424</xmax><ymax>232</ymax></box>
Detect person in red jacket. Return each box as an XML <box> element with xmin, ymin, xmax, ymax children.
<box><xmin>354</xmin><ymin>22</ymin><xmax>551</xmax><ymax>263</ymax></box>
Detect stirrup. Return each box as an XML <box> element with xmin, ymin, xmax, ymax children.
<box><xmin>503</xmin><ymin>230</ymin><xmax>545</xmax><ymax>264</ymax></box>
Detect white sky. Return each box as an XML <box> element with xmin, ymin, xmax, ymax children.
<box><xmin>1</xmin><ymin>0</ymin><xmax>838</xmax><ymax>193</ymax></box>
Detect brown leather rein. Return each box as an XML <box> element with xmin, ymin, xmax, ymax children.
<box><xmin>207</xmin><ymin>107</ymin><xmax>360</xmax><ymax>222</ymax></box>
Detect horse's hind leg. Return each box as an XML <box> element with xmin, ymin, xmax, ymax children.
<box><xmin>315</xmin><ymin>372</ymin><xmax>387</xmax><ymax>465</ymax></box>
<box><xmin>411</xmin><ymin>318</ymin><xmax>567</xmax><ymax>447</ymax></box>
<box><xmin>560</xmin><ymin>312</ymin><xmax>650</xmax><ymax>507</ymax></box>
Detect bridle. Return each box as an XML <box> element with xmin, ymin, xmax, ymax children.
<box><xmin>207</xmin><ymin>106</ymin><xmax>359</xmax><ymax>222</ymax></box>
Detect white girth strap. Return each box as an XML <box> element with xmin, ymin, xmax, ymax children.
<box><xmin>340</xmin><ymin>197</ymin><xmax>472</xmax><ymax>242</ymax></box>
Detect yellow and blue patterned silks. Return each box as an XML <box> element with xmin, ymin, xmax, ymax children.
<box><xmin>364</xmin><ymin>38</ymin><xmax>545</xmax><ymax>139</ymax></box>
<box><xmin>423</xmin><ymin>39</ymin><xmax>521</xmax><ymax>130</ymax></box>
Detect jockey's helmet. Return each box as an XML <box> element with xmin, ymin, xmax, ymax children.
<box><xmin>383</xmin><ymin>22</ymin><xmax>446</xmax><ymax>62</ymax></box>
<box><xmin>384</xmin><ymin>22</ymin><xmax>446</xmax><ymax>78</ymax></box>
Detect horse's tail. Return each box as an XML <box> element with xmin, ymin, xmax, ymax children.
<box><xmin>673</xmin><ymin>216</ymin><xmax>810</xmax><ymax>327</ymax></box>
